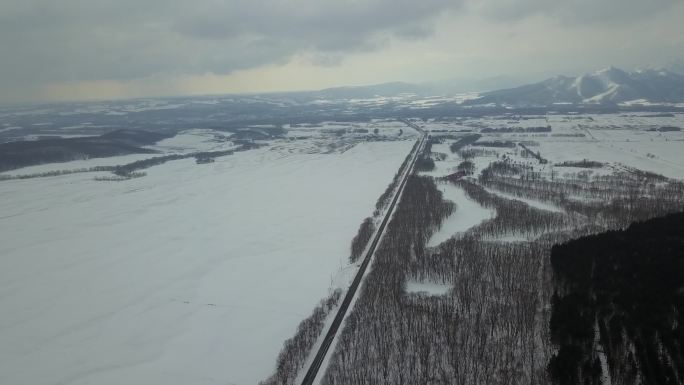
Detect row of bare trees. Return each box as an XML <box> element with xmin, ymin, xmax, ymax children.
<box><xmin>479</xmin><ymin>159</ymin><xmax>684</xmax><ymax>229</ymax></box>
<box><xmin>0</xmin><ymin>165</ymin><xmax>116</xmax><ymax>181</ymax></box>
<box><xmin>349</xmin><ymin>217</ymin><xmax>375</xmax><ymax>263</ymax></box>
<box><xmin>260</xmin><ymin>290</ymin><xmax>342</xmax><ymax>385</ymax></box>
<box><xmin>374</xmin><ymin>139</ymin><xmax>421</xmax><ymax>215</ymax></box>
<box><xmin>0</xmin><ymin>146</ymin><xmax>253</xmax><ymax>182</ymax></box>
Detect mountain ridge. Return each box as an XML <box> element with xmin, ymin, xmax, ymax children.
<box><xmin>471</xmin><ymin>67</ymin><xmax>684</xmax><ymax>106</ymax></box>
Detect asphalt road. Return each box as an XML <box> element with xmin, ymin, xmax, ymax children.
<box><xmin>299</xmin><ymin>124</ymin><xmax>426</xmax><ymax>385</ymax></box>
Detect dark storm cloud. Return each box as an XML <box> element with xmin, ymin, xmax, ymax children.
<box><xmin>0</xmin><ymin>0</ymin><xmax>460</xmax><ymax>88</ymax></box>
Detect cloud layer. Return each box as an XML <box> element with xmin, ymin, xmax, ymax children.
<box><xmin>0</xmin><ymin>0</ymin><xmax>459</xmax><ymax>87</ymax></box>
<box><xmin>0</xmin><ymin>0</ymin><xmax>682</xmax><ymax>101</ymax></box>
<box><xmin>471</xmin><ymin>0</ymin><xmax>678</xmax><ymax>24</ymax></box>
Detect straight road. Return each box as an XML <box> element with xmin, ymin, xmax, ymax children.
<box><xmin>299</xmin><ymin>123</ymin><xmax>426</xmax><ymax>385</ymax></box>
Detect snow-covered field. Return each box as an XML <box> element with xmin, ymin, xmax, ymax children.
<box><xmin>428</xmin><ymin>113</ymin><xmax>684</xmax><ymax>180</ymax></box>
<box><xmin>428</xmin><ymin>183</ymin><xmax>495</xmax><ymax>247</ymax></box>
<box><xmin>0</xmin><ymin>138</ymin><xmax>414</xmax><ymax>385</ymax></box>
<box><xmin>145</xmin><ymin>129</ymin><xmax>234</xmax><ymax>154</ymax></box>
<box><xmin>404</xmin><ymin>280</ymin><xmax>451</xmax><ymax>296</ymax></box>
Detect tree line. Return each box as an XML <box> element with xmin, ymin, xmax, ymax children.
<box><xmin>374</xmin><ymin>139</ymin><xmax>421</xmax><ymax>215</ymax></box>
<box><xmin>350</xmin><ymin>217</ymin><xmax>375</xmax><ymax>263</ymax></box>
<box><xmin>260</xmin><ymin>290</ymin><xmax>343</xmax><ymax>385</ymax></box>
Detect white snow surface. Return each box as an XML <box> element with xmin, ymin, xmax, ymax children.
<box><xmin>0</xmin><ymin>139</ymin><xmax>414</xmax><ymax>385</ymax></box>
<box><xmin>405</xmin><ymin>281</ymin><xmax>451</xmax><ymax>296</ymax></box>
<box><xmin>145</xmin><ymin>129</ymin><xmax>234</xmax><ymax>154</ymax></box>
<box><xmin>428</xmin><ymin>183</ymin><xmax>495</xmax><ymax>247</ymax></box>
<box><xmin>469</xmin><ymin>113</ymin><xmax>684</xmax><ymax>180</ymax></box>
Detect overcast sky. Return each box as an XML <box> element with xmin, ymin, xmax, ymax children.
<box><xmin>1</xmin><ymin>0</ymin><xmax>683</xmax><ymax>103</ymax></box>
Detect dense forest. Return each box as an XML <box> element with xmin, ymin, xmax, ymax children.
<box><xmin>415</xmin><ymin>138</ymin><xmax>438</xmax><ymax>172</ymax></box>
<box><xmin>549</xmin><ymin>212</ymin><xmax>684</xmax><ymax>385</ymax></box>
<box><xmin>449</xmin><ymin>134</ymin><xmax>481</xmax><ymax>153</ymax></box>
<box><xmin>323</xmin><ymin>175</ymin><xmax>457</xmax><ymax>385</ymax></box>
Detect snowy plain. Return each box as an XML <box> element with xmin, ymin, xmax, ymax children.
<box><xmin>2</xmin><ymin>107</ymin><xmax>684</xmax><ymax>385</ymax></box>
<box><xmin>0</xmin><ymin>137</ymin><xmax>414</xmax><ymax>385</ymax></box>
<box><xmin>405</xmin><ymin>280</ymin><xmax>451</xmax><ymax>296</ymax></box>
<box><xmin>429</xmin><ymin>113</ymin><xmax>684</xmax><ymax>180</ymax></box>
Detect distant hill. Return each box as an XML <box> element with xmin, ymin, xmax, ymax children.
<box><xmin>0</xmin><ymin>129</ymin><xmax>172</xmax><ymax>172</ymax></box>
<box><xmin>269</xmin><ymin>77</ymin><xmax>528</xmax><ymax>102</ymax></box>
<box><xmin>268</xmin><ymin>68</ymin><xmax>684</xmax><ymax>106</ymax></box>
<box><xmin>267</xmin><ymin>82</ymin><xmax>425</xmax><ymax>103</ymax></box>
<box><xmin>470</xmin><ymin>67</ymin><xmax>684</xmax><ymax>106</ymax></box>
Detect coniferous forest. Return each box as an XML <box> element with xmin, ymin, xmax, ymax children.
<box><xmin>549</xmin><ymin>212</ymin><xmax>684</xmax><ymax>385</ymax></box>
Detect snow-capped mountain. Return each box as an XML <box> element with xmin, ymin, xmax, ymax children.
<box><xmin>473</xmin><ymin>67</ymin><xmax>684</xmax><ymax>105</ymax></box>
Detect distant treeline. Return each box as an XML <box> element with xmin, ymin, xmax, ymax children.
<box><xmin>415</xmin><ymin>138</ymin><xmax>437</xmax><ymax>172</ymax></box>
<box><xmin>478</xmin><ymin>159</ymin><xmax>684</xmax><ymax>227</ymax></box>
<box><xmin>472</xmin><ymin>140</ymin><xmax>517</xmax><ymax>148</ymax></box>
<box><xmin>554</xmin><ymin>160</ymin><xmax>604</xmax><ymax>168</ymax></box>
<box><xmin>0</xmin><ymin>129</ymin><xmax>171</xmax><ymax>172</ymax></box>
<box><xmin>112</xmin><ymin>149</ymin><xmax>238</xmax><ymax>176</ymax></box>
<box><xmin>0</xmin><ymin>166</ymin><xmax>115</xmax><ymax>181</ymax></box>
<box><xmin>1</xmin><ymin>144</ymin><xmax>259</xmax><ymax>182</ymax></box>
<box><xmin>480</xmin><ymin>126</ymin><xmax>551</xmax><ymax>133</ymax></box>
<box><xmin>449</xmin><ymin>134</ymin><xmax>481</xmax><ymax>153</ymax></box>
<box><xmin>519</xmin><ymin>143</ymin><xmax>548</xmax><ymax>164</ymax></box>
<box><xmin>648</xmin><ymin>126</ymin><xmax>681</xmax><ymax>132</ymax></box>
